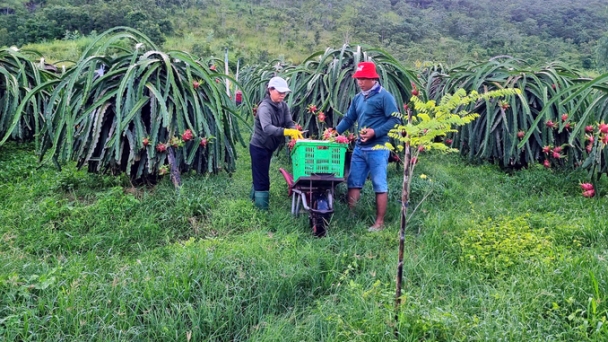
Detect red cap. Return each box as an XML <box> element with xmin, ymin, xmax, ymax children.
<box><xmin>353</xmin><ymin>61</ymin><xmax>379</xmax><ymax>79</ymax></box>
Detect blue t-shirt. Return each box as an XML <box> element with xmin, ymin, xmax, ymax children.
<box><xmin>336</xmin><ymin>86</ymin><xmax>401</xmax><ymax>147</ymax></box>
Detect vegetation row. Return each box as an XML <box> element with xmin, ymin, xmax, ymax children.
<box><xmin>2</xmin><ymin>27</ymin><xmax>608</xmax><ymax>191</ymax></box>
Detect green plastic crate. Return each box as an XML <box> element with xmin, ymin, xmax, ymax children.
<box><xmin>291</xmin><ymin>140</ymin><xmax>347</xmax><ymax>182</ymax></box>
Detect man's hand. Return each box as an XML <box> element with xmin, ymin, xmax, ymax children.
<box><xmin>359</xmin><ymin>128</ymin><xmax>375</xmax><ymax>143</ymax></box>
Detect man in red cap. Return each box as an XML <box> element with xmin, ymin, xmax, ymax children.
<box><xmin>335</xmin><ymin>61</ymin><xmax>400</xmax><ymax>232</ymax></box>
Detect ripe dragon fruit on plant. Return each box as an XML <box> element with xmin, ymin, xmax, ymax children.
<box><xmin>182</xmin><ymin>129</ymin><xmax>194</xmax><ymax>142</ymax></box>
<box><xmin>317</xmin><ymin>111</ymin><xmax>326</xmax><ymax>123</ymax></box>
<box><xmin>306</xmin><ymin>104</ymin><xmax>318</xmax><ymax>114</ymax></box>
<box><xmin>411</xmin><ymin>82</ymin><xmax>419</xmax><ymax>97</ymax></box>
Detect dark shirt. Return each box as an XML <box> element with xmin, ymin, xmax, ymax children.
<box><xmin>250</xmin><ymin>96</ymin><xmax>295</xmax><ymax>151</ymax></box>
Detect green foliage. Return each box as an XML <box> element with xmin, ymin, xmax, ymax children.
<box><xmin>596</xmin><ymin>34</ymin><xmax>608</xmax><ymax>71</ymax></box>
<box><xmin>241</xmin><ymin>44</ymin><xmax>419</xmax><ymax>138</ymax></box>
<box><xmin>458</xmin><ymin>214</ymin><xmax>555</xmax><ymax>275</ymax></box>
<box><xmin>414</xmin><ymin>56</ymin><xmax>608</xmax><ymax>188</ymax></box>
<box><xmin>22</xmin><ymin>27</ymin><xmax>245</xmax><ymax>181</ymax></box>
<box><xmin>386</xmin><ymin>88</ymin><xmax>519</xmax><ymax>226</ymax></box>
<box><xmin>0</xmin><ymin>47</ymin><xmax>57</xmax><ymax>146</ymax></box>
<box><xmin>389</xmin><ymin>88</ymin><xmax>520</xmax><ymax>153</ymax></box>
<box><xmin>544</xmin><ymin>287</ymin><xmax>608</xmax><ymax>340</ymax></box>
<box><xmin>2</xmin><ymin>140</ymin><xmax>608</xmax><ymax>340</ymax></box>
<box><xmin>2</xmin><ymin>0</ymin><xmax>608</xmax><ymax>68</ymax></box>
<box><xmin>1</xmin><ymin>1</ymin><xmax>173</xmax><ymax>47</ymax></box>
<box><xmin>422</xmin><ymin>58</ymin><xmax>591</xmax><ymax>170</ymax></box>
<box><xmin>543</xmin><ymin>73</ymin><xmax>608</xmax><ymax>183</ymax></box>
<box><xmin>236</xmin><ymin>58</ymin><xmax>295</xmax><ymax>120</ymax></box>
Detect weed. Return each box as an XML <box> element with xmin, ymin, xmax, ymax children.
<box><xmin>458</xmin><ymin>214</ymin><xmax>555</xmax><ymax>275</ymax></box>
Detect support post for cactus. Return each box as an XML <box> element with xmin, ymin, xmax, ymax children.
<box><xmin>167</xmin><ymin>147</ymin><xmax>182</xmax><ymax>189</ymax></box>
<box><xmin>235</xmin><ymin>58</ymin><xmax>240</xmax><ymax>83</ymax></box>
<box><xmin>224</xmin><ymin>47</ymin><xmax>230</xmax><ymax>97</ymax></box>
<box><xmin>394</xmin><ymin>109</ymin><xmax>412</xmax><ymax>337</ymax></box>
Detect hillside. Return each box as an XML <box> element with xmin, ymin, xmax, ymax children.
<box><xmin>1</xmin><ymin>0</ymin><xmax>608</xmax><ymax>68</ymax></box>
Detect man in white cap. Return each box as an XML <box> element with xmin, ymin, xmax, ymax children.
<box><xmin>335</xmin><ymin>61</ymin><xmax>400</xmax><ymax>231</ymax></box>
<box><xmin>249</xmin><ymin>76</ymin><xmax>303</xmax><ymax>210</ymax></box>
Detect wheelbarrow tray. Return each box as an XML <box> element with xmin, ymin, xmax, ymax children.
<box><xmin>293</xmin><ymin>174</ymin><xmax>344</xmax><ymax>190</ymax></box>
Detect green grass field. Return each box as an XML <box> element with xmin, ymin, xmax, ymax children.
<box><xmin>1</xmin><ymin>139</ymin><xmax>607</xmax><ymax>341</ymax></box>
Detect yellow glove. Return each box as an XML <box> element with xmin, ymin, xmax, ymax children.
<box><xmin>284</xmin><ymin>128</ymin><xmax>303</xmax><ymax>140</ymax></box>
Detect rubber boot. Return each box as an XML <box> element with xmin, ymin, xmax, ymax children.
<box><xmin>249</xmin><ymin>186</ymin><xmax>255</xmax><ymax>202</ymax></box>
<box><xmin>254</xmin><ymin>191</ymin><xmax>269</xmax><ymax>210</ymax></box>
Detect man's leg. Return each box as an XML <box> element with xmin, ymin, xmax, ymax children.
<box><xmin>347</xmin><ymin>188</ymin><xmax>361</xmax><ymax>209</ymax></box>
<box><xmin>346</xmin><ymin>147</ymin><xmax>367</xmax><ymax>211</ymax></box>
<box><xmin>371</xmin><ymin>192</ymin><xmax>388</xmax><ymax>229</ymax></box>
<box><xmin>368</xmin><ymin>149</ymin><xmax>390</xmax><ymax>231</ymax></box>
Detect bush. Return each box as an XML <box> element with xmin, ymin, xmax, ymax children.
<box><xmin>458</xmin><ymin>214</ymin><xmax>555</xmax><ymax>275</ymax></box>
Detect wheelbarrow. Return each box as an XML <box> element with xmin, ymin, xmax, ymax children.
<box><xmin>279</xmin><ymin>169</ymin><xmax>343</xmax><ymax>237</ymax></box>
<box><xmin>279</xmin><ymin>139</ymin><xmax>348</xmax><ymax>237</ymax></box>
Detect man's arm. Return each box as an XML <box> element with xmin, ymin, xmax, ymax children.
<box><xmin>372</xmin><ymin>92</ymin><xmax>401</xmax><ymax>138</ymax></box>
<box><xmin>336</xmin><ymin>95</ymin><xmax>359</xmax><ymax>134</ymax></box>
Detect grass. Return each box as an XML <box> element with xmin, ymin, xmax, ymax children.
<box><xmin>1</xmin><ymin>139</ymin><xmax>608</xmax><ymax>341</ymax></box>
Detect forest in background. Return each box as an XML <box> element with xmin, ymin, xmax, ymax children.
<box><xmin>1</xmin><ymin>0</ymin><xmax>608</xmax><ymax>69</ymax></box>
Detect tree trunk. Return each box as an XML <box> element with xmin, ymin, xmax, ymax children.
<box><xmin>394</xmin><ymin>110</ymin><xmax>412</xmax><ymax>335</ymax></box>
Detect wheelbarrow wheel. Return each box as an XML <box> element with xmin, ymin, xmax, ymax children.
<box><xmin>310</xmin><ymin>193</ymin><xmax>331</xmax><ymax>237</ymax></box>
<box><xmin>310</xmin><ymin>212</ymin><xmax>327</xmax><ymax>237</ymax></box>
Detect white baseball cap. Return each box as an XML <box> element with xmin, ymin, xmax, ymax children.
<box><xmin>267</xmin><ymin>76</ymin><xmax>291</xmax><ymax>92</ymax></box>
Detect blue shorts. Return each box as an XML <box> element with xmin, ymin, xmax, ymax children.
<box><xmin>347</xmin><ymin>146</ymin><xmax>390</xmax><ymax>193</ymax></box>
